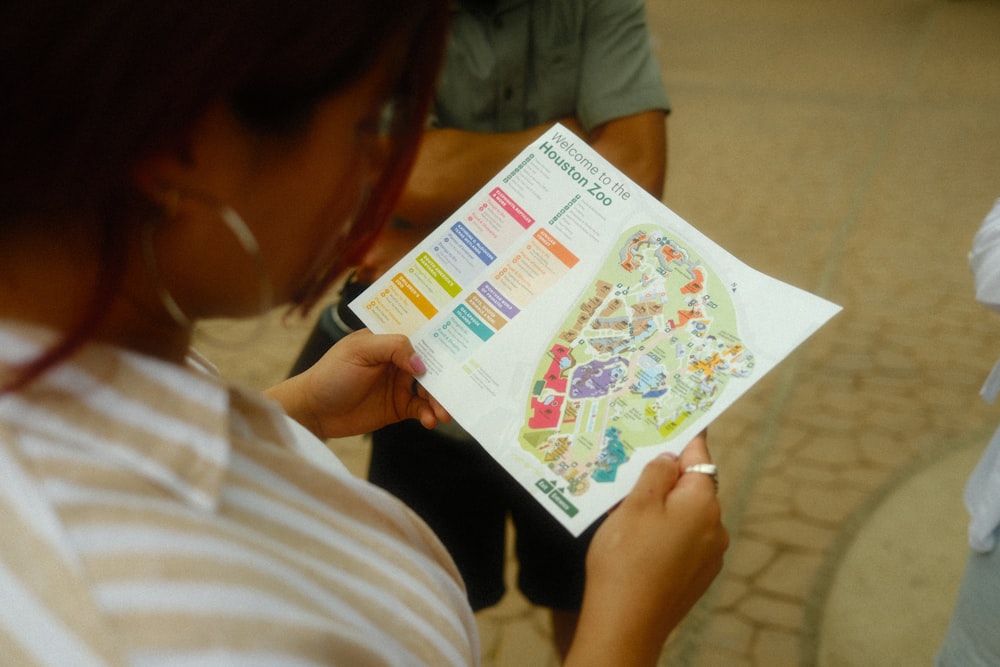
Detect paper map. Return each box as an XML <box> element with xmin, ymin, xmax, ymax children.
<box><xmin>353</xmin><ymin>124</ymin><xmax>841</xmax><ymax>535</ymax></box>
<box><xmin>520</xmin><ymin>224</ymin><xmax>755</xmax><ymax>500</ymax></box>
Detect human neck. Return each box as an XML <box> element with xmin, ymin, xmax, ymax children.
<box><xmin>0</xmin><ymin>223</ymin><xmax>193</xmax><ymax>364</ymax></box>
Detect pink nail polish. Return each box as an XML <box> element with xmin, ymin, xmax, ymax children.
<box><xmin>410</xmin><ymin>355</ymin><xmax>427</xmax><ymax>375</ymax></box>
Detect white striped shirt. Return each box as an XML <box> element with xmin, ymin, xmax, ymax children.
<box><xmin>0</xmin><ymin>323</ymin><xmax>479</xmax><ymax>666</ymax></box>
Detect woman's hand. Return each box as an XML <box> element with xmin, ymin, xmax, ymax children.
<box><xmin>266</xmin><ymin>329</ymin><xmax>450</xmax><ymax>440</ymax></box>
<box><xmin>566</xmin><ymin>431</ymin><xmax>729</xmax><ymax>667</ymax></box>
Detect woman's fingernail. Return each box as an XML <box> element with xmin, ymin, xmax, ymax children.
<box><xmin>410</xmin><ymin>355</ymin><xmax>427</xmax><ymax>375</ymax></box>
<box><xmin>658</xmin><ymin>451</ymin><xmax>679</xmax><ymax>461</ymax></box>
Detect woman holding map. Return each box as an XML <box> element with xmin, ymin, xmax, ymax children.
<box><xmin>290</xmin><ymin>0</ymin><xmax>680</xmax><ymax>656</ymax></box>
<box><xmin>0</xmin><ymin>1</ymin><xmax>728</xmax><ymax>664</ymax></box>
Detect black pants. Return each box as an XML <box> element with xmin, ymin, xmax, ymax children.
<box><xmin>369</xmin><ymin>418</ymin><xmax>599</xmax><ymax>611</ymax></box>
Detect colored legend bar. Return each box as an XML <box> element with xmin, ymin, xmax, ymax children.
<box><xmin>417</xmin><ymin>252</ymin><xmax>462</xmax><ymax>297</ymax></box>
<box><xmin>392</xmin><ymin>273</ymin><xmax>438</xmax><ymax>319</ymax></box>
<box><xmin>534</xmin><ymin>227</ymin><xmax>579</xmax><ymax>268</ymax></box>
<box><xmin>490</xmin><ymin>187</ymin><xmax>534</xmax><ymax>229</ymax></box>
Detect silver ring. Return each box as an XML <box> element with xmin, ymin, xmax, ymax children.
<box><xmin>685</xmin><ymin>463</ymin><xmax>719</xmax><ymax>491</ymax></box>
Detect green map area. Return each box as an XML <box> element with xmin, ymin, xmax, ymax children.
<box><xmin>519</xmin><ymin>225</ymin><xmax>755</xmax><ymax>499</ymax></box>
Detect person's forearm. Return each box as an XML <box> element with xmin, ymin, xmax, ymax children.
<box><xmin>588</xmin><ymin>110</ymin><xmax>667</xmax><ymax>199</ymax></box>
<box><xmin>564</xmin><ymin>577</ymin><xmax>684</xmax><ymax>667</ymax></box>
<box><xmin>392</xmin><ymin>110</ymin><xmax>665</xmax><ymax>230</ymax></box>
<box><xmin>394</xmin><ymin>118</ymin><xmax>584</xmax><ymax>228</ymax></box>
<box><xmin>563</xmin><ymin>623</ymin><xmax>665</xmax><ymax>667</ymax></box>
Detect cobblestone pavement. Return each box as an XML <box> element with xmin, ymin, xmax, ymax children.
<box><xmin>201</xmin><ymin>1</ymin><xmax>1000</xmax><ymax>665</ymax></box>
<box><xmin>648</xmin><ymin>1</ymin><xmax>1000</xmax><ymax>664</ymax></box>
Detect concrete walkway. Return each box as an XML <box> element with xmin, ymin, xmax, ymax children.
<box><xmin>200</xmin><ymin>1</ymin><xmax>1000</xmax><ymax>664</ymax></box>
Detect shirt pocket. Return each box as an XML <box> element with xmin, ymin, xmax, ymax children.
<box><xmin>528</xmin><ymin>44</ymin><xmax>581</xmax><ymax>127</ymax></box>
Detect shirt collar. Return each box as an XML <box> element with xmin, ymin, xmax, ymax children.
<box><xmin>0</xmin><ymin>324</ymin><xmax>284</xmax><ymax>511</ymax></box>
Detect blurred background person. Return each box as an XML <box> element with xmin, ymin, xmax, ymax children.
<box><xmin>937</xmin><ymin>196</ymin><xmax>1000</xmax><ymax>666</ymax></box>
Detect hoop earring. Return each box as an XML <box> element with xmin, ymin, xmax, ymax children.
<box><xmin>293</xmin><ymin>181</ymin><xmax>372</xmax><ymax>306</ymax></box>
<box><xmin>143</xmin><ymin>190</ymin><xmax>274</xmax><ymax>346</ymax></box>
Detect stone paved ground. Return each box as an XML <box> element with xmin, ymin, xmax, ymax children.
<box><xmin>652</xmin><ymin>1</ymin><xmax>1000</xmax><ymax>664</ymax></box>
<box><xmin>201</xmin><ymin>1</ymin><xmax>1000</xmax><ymax>664</ymax></box>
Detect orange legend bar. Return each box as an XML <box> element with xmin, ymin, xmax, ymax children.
<box><xmin>392</xmin><ymin>273</ymin><xmax>438</xmax><ymax>319</ymax></box>
<box><xmin>533</xmin><ymin>228</ymin><xmax>579</xmax><ymax>268</ymax></box>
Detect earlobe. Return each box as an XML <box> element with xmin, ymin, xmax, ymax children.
<box><xmin>131</xmin><ymin>154</ymin><xmax>187</xmax><ymax>210</ymax></box>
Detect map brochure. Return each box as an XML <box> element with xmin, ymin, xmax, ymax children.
<box><xmin>350</xmin><ymin>123</ymin><xmax>841</xmax><ymax>536</ymax></box>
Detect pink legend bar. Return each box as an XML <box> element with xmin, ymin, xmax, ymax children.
<box><xmin>490</xmin><ymin>187</ymin><xmax>534</xmax><ymax>230</ymax></box>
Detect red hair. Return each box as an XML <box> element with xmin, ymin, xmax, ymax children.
<box><xmin>0</xmin><ymin>0</ymin><xmax>449</xmax><ymax>392</ymax></box>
